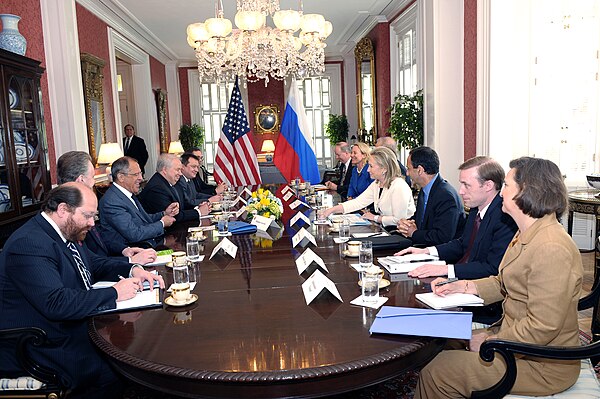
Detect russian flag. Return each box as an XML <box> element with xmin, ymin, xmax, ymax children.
<box><xmin>273</xmin><ymin>79</ymin><xmax>320</xmax><ymax>184</ymax></box>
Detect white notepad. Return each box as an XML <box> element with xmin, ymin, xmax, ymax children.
<box><xmin>415</xmin><ymin>292</ymin><xmax>484</xmax><ymax>310</ymax></box>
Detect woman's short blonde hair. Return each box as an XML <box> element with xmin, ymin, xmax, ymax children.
<box><xmin>369</xmin><ymin>147</ymin><xmax>400</xmax><ymax>188</ymax></box>
<box><xmin>351</xmin><ymin>142</ymin><xmax>371</xmax><ymax>161</ymax></box>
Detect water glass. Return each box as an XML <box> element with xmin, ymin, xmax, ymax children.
<box><xmin>339</xmin><ymin>220</ymin><xmax>351</xmax><ymax>242</ymax></box>
<box><xmin>217</xmin><ymin>214</ymin><xmax>229</xmax><ymax>235</ymax></box>
<box><xmin>172</xmin><ymin>263</ymin><xmax>190</xmax><ymax>303</ymax></box>
<box><xmin>359</xmin><ymin>240</ymin><xmax>373</xmax><ymax>269</ymax></box>
<box><xmin>186</xmin><ymin>235</ymin><xmax>200</xmax><ymax>261</ymax></box>
<box><xmin>361</xmin><ymin>268</ymin><xmax>379</xmax><ymax>303</ymax></box>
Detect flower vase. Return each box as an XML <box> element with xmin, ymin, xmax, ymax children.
<box><xmin>0</xmin><ymin>14</ymin><xmax>26</xmax><ymax>56</ymax></box>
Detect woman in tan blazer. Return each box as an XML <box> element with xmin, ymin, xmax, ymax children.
<box><xmin>415</xmin><ymin>157</ymin><xmax>583</xmax><ymax>398</ymax></box>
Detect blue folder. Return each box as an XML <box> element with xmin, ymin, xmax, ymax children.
<box><xmin>228</xmin><ymin>221</ymin><xmax>258</xmax><ymax>235</ymax></box>
<box><xmin>369</xmin><ymin>306</ymin><xmax>473</xmax><ymax>340</ymax></box>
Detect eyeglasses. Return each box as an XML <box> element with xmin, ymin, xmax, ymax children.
<box><xmin>123</xmin><ymin>171</ymin><xmax>143</xmax><ymax>177</ymax></box>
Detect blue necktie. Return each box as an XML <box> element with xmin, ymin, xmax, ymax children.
<box><xmin>66</xmin><ymin>241</ymin><xmax>92</xmax><ymax>290</ymax></box>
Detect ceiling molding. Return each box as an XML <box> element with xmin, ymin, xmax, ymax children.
<box><xmin>76</xmin><ymin>0</ymin><xmax>177</xmax><ymax>64</ymax></box>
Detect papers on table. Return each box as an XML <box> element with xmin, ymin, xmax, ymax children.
<box><xmin>329</xmin><ymin>214</ymin><xmax>370</xmax><ymax>226</ymax></box>
<box><xmin>92</xmin><ymin>271</ymin><xmax>161</xmax><ymax>290</ymax></box>
<box><xmin>351</xmin><ymin>231</ymin><xmax>389</xmax><ymax>238</ymax></box>
<box><xmin>188</xmin><ymin>225</ymin><xmax>215</xmax><ymax>232</ymax></box>
<box><xmin>369</xmin><ymin>306</ymin><xmax>473</xmax><ymax>340</ymax></box>
<box><xmin>350</xmin><ymin>295</ymin><xmax>388</xmax><ymax>309</ymax></box>
<box><xmin>115</xmin><ymin>289</ymin><xmax>161</xmax><ymax>312</ymax></box>
<box><xmin>415</xmin><ymin>292</ymin><xmax>484</xmax><ymax>310</ymax></box>
<box><xmin>378</xmin><ymin>255</ymin><xmax>446</xmax><ymax>274</ymax></box>
<box><xmin>312</xmin><ymin>184</ymin><xmax>328</xmax><ymax>191</ymax></box>
<box><xmin>145</xmin><ymin>254</ymin><xmax>172</xmax><ymax>267</ymax></box>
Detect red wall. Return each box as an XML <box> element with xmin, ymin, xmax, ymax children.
<box><xmin>366</xmin><ymin>23</ymin><xmax>392</xmax><ymax>139</ymax></box>
<box><xmin>0</xmin><ymin>0</ymin><xmax>56</xmax><ymax>181</ymax></box>
<box><xmin>463</xmin><ymin>0</ymin><xmax>477</xmax><ymax>160</ymax></box>
<box><xmin>179</xmin><ymin>66</ymin><xmax>191</xmax><ymax>126</ymax></box>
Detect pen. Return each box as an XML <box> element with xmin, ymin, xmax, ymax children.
<box><xmin>435</xmin><ymin>278</ymin><xmax>458</xmax><ymax>287</ymax></box>
<box><xmin>118</xmin><ymin>275</ymin><xmax>126</xmax><ymax>280</ymax></box>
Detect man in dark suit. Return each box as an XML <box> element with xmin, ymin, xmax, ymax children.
<box><xmin>56</xmin><ymin>151</ymin><xmax>157</xmax><ymax>263</ymax></box>
<box><xmin>176</xmin><ymin>153</ymin><xmax>220</xmax><ymax>206</ymax></box>
<box><xmin>397</xmin><ymin>146</ymin><xmax>466</xmax><ymax>246</ymax></box>
<box><xmin>189</xmin><ymin>147</ymin><xmax>226</xmax><ymax>196</ymax></box>
<box><xmin>0</xmin><ymin>183</ymin><xmax>163</xmax><ymax>398</ymax></box>
<box><xmin>325</xmin><ymin>142</ymin><xmax>354</xmax><ymax>201</ymax></box>
<box><xmin>138</xmin><ymin>153</ymin><xmax>210</xmax><ymax>223</ymax></box>
<box><xmin>122</xmin><ymin>124</ymin><xmax>149</xmax><ymax>175</ymax></box>
<box><xmin>398</xmin><ymin>156</ymin><xmax>517</xmax><ymax>280</ymax></box>
<box><xmin>99</xmin><ymin>156</ymin><xmax>177</xmax><ymax>250</ymax></box>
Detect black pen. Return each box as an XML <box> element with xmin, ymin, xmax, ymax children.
<box><xmin>435</xmin><ymin>278</ymin><xmax>458</xmax><ymax>287</ymax></box>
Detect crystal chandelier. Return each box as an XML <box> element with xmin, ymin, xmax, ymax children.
<box><xmin>186</xmin><ymin>0</ymin><xmax>332</xmax><ymax>85</ymax></box>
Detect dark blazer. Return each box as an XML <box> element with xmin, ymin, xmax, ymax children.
<box><xmin>139</xmin><ymin>173</ymin><xmax>199</xmax><ymax>223</ymax></box>
<box><xmin>123</xmin><ymin>135</ymin><xmax>149</xmax><ymax>174</ymax></box>
<box><xmin>410</xmin><ymin>174</ymin><xmax>466</xmax><ymax>246</ymax></box>
<box><xmin>0</xmin><ymin>213</ymin><xmax>131</xmax><ymax>389</ymax></box>
<box><xmin>84</xmin><ymin>225</ymin><xmax>128</xmax><ymax>258</ymax></box>
<box><xmin>98</xmin><ymin>184</ymin><xmax>165</xmax><ymax>250</ymax></box>
<box><xmin>175</xmin><ymin>176</ymin><xmax>212</xmax><ymax>207</ymax></box>
<box><xmin>337</xmin><ymin>162</ymin><xmax>354</xmax><ymax>201</ymax></box>
<box><xmin>436</xmin><ymin>193</ymin><xmax>517</xmax><ymax>279</ymax></box>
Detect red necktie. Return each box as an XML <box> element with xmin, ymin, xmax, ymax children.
<box><xmin>457</xmin><ymin>213</ymin><xmax>481</xmax><ymax>264</ymax></box>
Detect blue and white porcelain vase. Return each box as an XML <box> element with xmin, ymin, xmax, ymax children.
<box><xmin>0</xmin><ymin>14</ymin><xmax>26</xmax><ymax>56</ymax></box>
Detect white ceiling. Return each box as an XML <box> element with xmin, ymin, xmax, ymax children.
<box><xmin>81</xmin><ymin>0</ymin><xmax>410</xmax><ymax>64</ymax></box>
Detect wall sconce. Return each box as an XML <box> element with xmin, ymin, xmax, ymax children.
<box><xmin>168</xmin><ymin>141</ymin><xmax>185</xmax><ymax>155</ymax></box>
<box><xmin>97</xmin><ymin>142</ymin><xmax>124</xmax><ymax>181</ymax></box>
<box><xmin>261</xmin><ymin>139</ymin><xmax>275</xmax><ymax>162</ymax></box>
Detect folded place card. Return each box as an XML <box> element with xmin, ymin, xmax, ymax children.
<box><xmin>283</xmin><ymin>191</ymin><xmax>295</xmax><ymax>202</ymax></box>
<box><xmin>251</xmin><ymin>214</ymin><xmax>279</xmax><ymax>231</ymax></box>
<box><xmin>292</xmin><ymin>227</ymin><xmax>317</xmax><ymax>247</ymax></box>
<box><xmin>295</xmin><ymin>248</ymin><xmax>328</xmax><ymax>274</ymax></box>
<box><xmin>235</xmin><ymin>207</ymin><xmax>246</xmax><ymax>219</ymax></box>
<box><xmin>241</xmin><ymin>187</ymin><xmax>252</xmax><ymax>197</ymax></box>
<box><xmin>415</xmin><ymin>292</ymin><xmax>484</xmax><ymax>310</ymax></box>
<box><xmin>232</xmin><ymin>196</ymin><xmax>247</xmax><ymax>206</ymax></box>
<box><xmin>210</xmin><ymin>237</ymin><xmax>238</xmax><ymax>260</ymax></box>
<box><xmin>289</xmin><ymin>199</ymin><xmax>309</xmax><ymax>210</ymax></box>
<box><xmin>369</xmin><ymin>306</ymin><xmax>473</xmax><ymax>339</ymax></box>
<box><xmin>301</xmin><ymin>269</ymin><xmax>342</xmax><ymax>304</ymax></box>
<box><xmin>290</xmin><ymin>211</ymin><xmax>311</xmax><ymax>226</ymax></box>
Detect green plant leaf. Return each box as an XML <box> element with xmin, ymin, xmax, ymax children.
<box><xmin>387</xmin><ymin>90</ymin><xmax>424</xmax><ymax>150</ymax></box>
<box><xmin>325</xmin><ymin>114</ymin><xmax>349</xmax><ymax>144</ymax></box>
<box><xmin>179</xmin><ymin>124</ymin><xmax>205</xmax><ymax>152</ymax></box>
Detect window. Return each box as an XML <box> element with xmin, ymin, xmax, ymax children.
<box><xmin>297</xmin><ymin>76</ymin><xmax>332</xmax><ymax>165</ymax></box>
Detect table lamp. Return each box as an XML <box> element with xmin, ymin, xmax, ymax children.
<box><xmin>261</xmin><ymin>139</ymin><xmax>275</xmax><ymax>162</ymax></box>
<box><xmin>97</xmin><ymin>142</ymin><xmax>124</xmax><ymax>181</ymax></box>
<box><xmin>168</xmin><ymin>141</ymin><xmax>185</xmax><ymax>155</ymax></box>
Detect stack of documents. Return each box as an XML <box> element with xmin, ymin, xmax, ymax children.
<box><xmin>378</xmin><ymin>254</ymin><xmax>446</xmax><ymax>274</ymax></box>
<box><xmin>369</xmin><ymin>306</ymin><xmax>473</xmax><ymax>339</ymax></box>
<box><xmin>415</xmin><ymin>292</ymin><xmax>484</xmax><ymax>310</ymax></box>
<box><xmin>351</xmin><ymin>231</ymin><xmax>389</xmax><ymax>238</ymax></box>
<box><xmin>329</xmin><ymin>214</ymin><xmax>370</xmax><ymax>226</ymax></box>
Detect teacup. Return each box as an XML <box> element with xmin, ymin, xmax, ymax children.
<box><xmin>331</xmin><ymin>221</ymin><xmax>341</xmax><ymax>232</ymax></box>
<box><xmin>211</xmin><ymin>202</ymin><xmax>222</xmax><ymax>211</ymax></box>
<box><xmin>171</xmin><ymin>282</ymin><xmax>191</xmax><ymax>303</ymax></box>
<box><xmin>171</xmin><ymin>251</ymin><xmax>187</xmax><ymax>266</ymax></box>
<box><xmin>193</xmin><ymin>231</ymin><xmax>205</xmax><ymax>240</ymax></box>
<box><xmin>347</xmin><ymin>240</ymin><xmax>361</xmax><ymax>256</ymax></box>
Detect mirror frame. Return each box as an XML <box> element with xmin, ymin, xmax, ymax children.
<box><xmin>81</xmin><ymin>53</ymin><xmax>107</xmax><ymax>165</ymax></box>
<box><xmin>254</xmin><ymin>104</ymin><xmax>280</xmax><ymax>134</ymax></box>
<box><xmin>355</xmin><ymin>37</ymin><xmax>377</xmax><ymax>145</ymax></box>
<box><xmin>155</xmin><ymin>88</ymin><xmax>168</xmax><ymax>153</ymax></box>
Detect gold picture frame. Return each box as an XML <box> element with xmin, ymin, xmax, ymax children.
<box><xmin>80</xmin><ymin>53</ymin><xmax>107</xmax><ymax>165</ymax></box>
<box><xmin>155</xmin><ymin>88</ymin><xmax>168</xmax><ymax>153</ymax></box>
<box><xmin>254</xmin><ymin>104</ymin><xmax>280</xmax><ymax>134</ymax></box>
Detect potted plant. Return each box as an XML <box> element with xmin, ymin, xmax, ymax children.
<box><xmin>178</xmin><ymin>123</ymin><xmax>205</xmax><ymax>152</ymax></box>
<box><xmin>388</xmin><ymin>90</ymin><xmax>424</xmax><ymax>150</ymax></box>
<box><xmin>325</xmin><ymin>114</ymin><xmax>349</xmax><ymax>144</ymax></box>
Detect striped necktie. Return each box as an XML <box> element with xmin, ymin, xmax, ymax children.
<box><xmin>66</xmin><ymin>241</ymin><xmax>92</xmax><ymax>290</ymax></box>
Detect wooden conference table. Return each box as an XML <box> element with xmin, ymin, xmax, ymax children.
<box><xmin>89</xmin><ymin>188</ymin><xmax>445</xmax><ymax>398</ymax></box>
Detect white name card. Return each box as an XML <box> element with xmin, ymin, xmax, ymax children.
<box><xmin>251</xmin><ymin>214</ymin><xmax>278</xmax><ymax>231</ymax></box>
<box><xmin>232</xmin><ymin>196</ymin><xmax>247</xmax><ymax>206</ymax></box>
<box><xmin>242</xmin><ymin>187</ymin><xmax>252</xmax><ymax>197</ymax></box>
<box><xmin>292</xmin><ymin>227</ymin><xmax>317</xmax><ymax>248</ymax></box>
<box><xmin>301</xmin><ymin>269</ymin><xmax>342</xmax><ymax>304</ymax></box>
<box><xmin>281</xmin><ymin>185</ymin><xmax>293</xmax><ymax>195</ymax></box>
<box><xmin>210</xmin><ymin>237</ymin><xmax>238</xmax><ymax>260</ymax></box>
<box><xmin>290</xmin><ymin>199</ymin><xmax>308</xmax><ymax>210</ymax></box>
<box><xmin>283</xmin><ymin>191</ymin><xmax>294</xmax><ymax>202</ymax></box>
<box><xmin>235</xmin><ymin>207</ymin><xmax>246</xmax><ymax>219</ymax></box>
<box><xmin>295</xmin><ymin>248</ymin><xmax>328</xmax><ymax>274</ymax></box>
<box><xmin>290</xmin><ymin>211</ymin><xmax>311</xmax><ymax>227</ymax></box>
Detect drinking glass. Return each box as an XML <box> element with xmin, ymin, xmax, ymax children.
<box><xmin>359</xmin><ymin>240</ymin><xmax>373</xmax><ymax>269</ymax></box>
<box><xmin>339</xmin><ymin>219</ymin><xmax>351</xmax><ymax>242</ymax></box>
<box><xmin>217</xmin><ymin>214</ymin><xmax>229</xmax><ymax>235</ymax></box>
<box><xmin>361</xmin><ymin>268</ymin><xmax>379</xmax><ymax>303</ymax></box>
<box><xmin>186</xmin><ymin>235</ymin><xmax>200</xmax><ymax>261</ymax></box>
<box><xmin>172</xmin><ymin>262</ymin><xmax>190</xmax><ymax>303</ymax></box>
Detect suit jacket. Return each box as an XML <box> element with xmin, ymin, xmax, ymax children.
<box><xmin>0</xmin><ymin>213</ymin><xmax>131</xmax><ymax>389</ymax></box>
<box><xmin>436</xmin><ymin>193</ymin><xmax>517</xmax><ymax>279</ymax></box>
<box><xmin>410</xmin><ymin>174</ymin><xmax>466</xmax><ymax>246</ymax></box>
<box><xmin>175</xmin><ymin>176</ymin><xmax>212</xmax><ymax>207</ymax></box>
<box><xmin>337</xmin><ymin>162</ymin><xmax>354</xmax><ymax>201</ymax></box>
<box><xmin>84</xmin><ymin>225</ymin><xmax>128</xmax><ymax>258</ymax></box>
<box><xmin>123</xmin><ymin>135</ymin><xmax>149</xmax><ymax>174</ymax></box>
<box><xmin>347</xmin><ymin>163</ymin><xmax>373</xmax><ymax>198</ymax></box>
<box><xmin>98</xmin><ymin>184</ymin><xmax>165</xmax><ymax>250</ymax></box>
<box><xmin>139</xmin><ymin>173</ymin><xmax>199</xmax><ymax>223</ymax></box>
<box><xmin>474</xmin><ymin>214</ymin><xmax>582</xmax><ymax>391</ymax></box>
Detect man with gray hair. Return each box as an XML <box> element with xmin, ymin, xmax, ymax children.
<box><xmin>325</xmin><ymin>142</ymin><xmax>353</xmax><ymax>201</ymax></box>
<box><xmin>375</xmin><ymin>136</ymin><xmax>410</xmax><ymax>185</ymax></box>
<box><xmin>139</xmin><ymin>153</ymin><xmax>210</xmax><ymax>223</ymax></box>
<box><xmin>56</xmin><ymin>151</ymin><xmax>157</xmax><ymax>264</ymax></box>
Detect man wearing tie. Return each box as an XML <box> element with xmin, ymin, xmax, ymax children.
<box><xmin>397</xmin><ymin>146</ymin><xmax>466</xmax><ymax>246</ymax></box>
<box><xmin>99</xmin><ymin>156</ymin><xmax>177</xmax><ymax>250</ymax></box>
<box><xmin>325</xmin><ymin>142</ymin><xmax>353</xmax><ymax>200</ymax></box>
<box><xmin>138</xmin><ymin>153</ymin><xmax>210</xmax><ymax>223</ymax></box>
<box><xmin>122</xmin><ymin>124</ymin><xmax>148</xmax><ymax>175</ymax></box>
<box><xmin>176</xmin><ymin>153</ymin><xmax>221</xmax><ymax>206</ymax></box>
<box><xmin>0</xmin><ymin>183</ymin><xmax>163</xmax><ymax>398</ymax></box>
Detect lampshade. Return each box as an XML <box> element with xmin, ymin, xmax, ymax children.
<box><xmin>261</xmin><ymin>139</ymin><xmax>275</xmax><ymax>152</ymax></box>
<box><xmin>168</xmin><ymin>141</ymin><xmax>185</xmax><ymax>154</ymax></box>
<box><xmin>97</xmin><ymin>142</ymin><xmax>123</xmax><ymax>165</ymax></box>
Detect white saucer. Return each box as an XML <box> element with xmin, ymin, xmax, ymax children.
<box><xmin>164</xmin><ymin>294</ymin><xmax>198</xmax><ymax>307</ymax></box>
<box><xmin>358</xmin><ymin>278</ymin><xmax>391</xmax><ymax>289</ymax></box>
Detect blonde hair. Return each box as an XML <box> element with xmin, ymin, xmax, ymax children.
<box><xmin>369</xmin><ymin>147</ymin><xmax>400</xmax><ymax>188</ymax></box>
<box><xmin>351</xmin><ymin>142</ymin><xmax>371</xmax><ymax>162</ymax></box>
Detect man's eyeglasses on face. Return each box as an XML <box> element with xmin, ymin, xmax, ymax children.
<box><xmin>123</xmin><ymin>171</ymin><xmax>143</xmax><ymax>177</ymax></box>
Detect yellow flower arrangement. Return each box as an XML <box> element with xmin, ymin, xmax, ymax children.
<box><xmin>246</xmin><ymin>188</ymin><xmax>283</xmax><ymax>220</ymax></box>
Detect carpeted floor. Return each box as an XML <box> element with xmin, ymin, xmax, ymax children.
<box><xmin>123</xmin><ymin>252</ymin><xmax>596</xmax><ymax>399</ymax></box>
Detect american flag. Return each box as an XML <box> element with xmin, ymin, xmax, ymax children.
<box><xmin>213</xmin><ymin>77</ymin><xmax>262</xmax><ymax>187</ymax></box>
